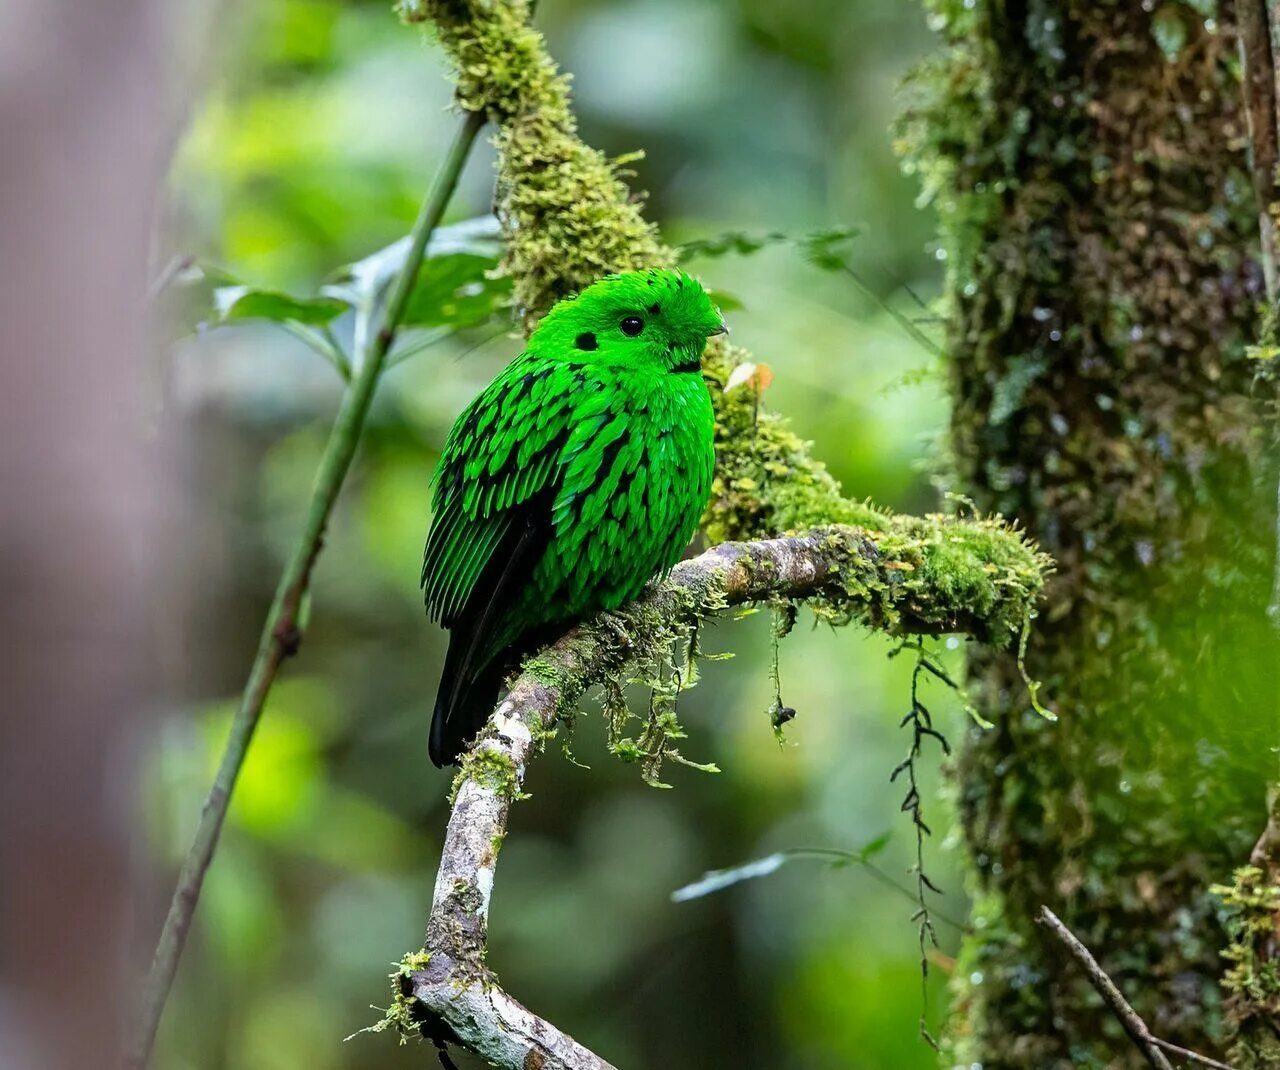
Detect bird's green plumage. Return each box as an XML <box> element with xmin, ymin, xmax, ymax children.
<box><xmin>423</xmin><ymin>268</ymin><xmax>724</xmax><ymax>765</ymax></box>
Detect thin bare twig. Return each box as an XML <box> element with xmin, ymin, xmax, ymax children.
<box><xmin>1038</xmin><ymin>906</ymin><xmax>1238</xmax><ymax>1070</ymax></box>
<box><xmin>1147</xmin><ymin>1037</ymin><xmax>1239</xmax><ymax>1070</ymax></box>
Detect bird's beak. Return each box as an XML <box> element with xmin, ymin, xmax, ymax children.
<box><xmin>709</xmin><ymin>320</ymin><xmax>729</xmax><ymax>337</ymax></box>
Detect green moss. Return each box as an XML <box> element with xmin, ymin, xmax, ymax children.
<box><xmin>400</xmin><ymin>0</ymin><xmax>1055</xmax><ymax>791</ymax></box>
<box><xmin>900</xmin><ymin>2</ymin><xmax>1278</xmax><ymax>1064</ymax></box>
<box><xmin>398</xmin><ymin>0</ymin><xmax>670</xmax><ymax>324</ymax></box>
<box><xmin>504</xmin><ymin>517</ymin><xmax>1045</xmax><ymax>785</ymax></box>
<box><xmin>451</xmin><ymin>745</ymin><xmax>523</xmax><ymax>803</ymax></box>
<box><xmin>785</xmin><ymin>514</ymin><xmax>1049</xmax><ymax>648</ymax></box>
<box><xmin>349</xmin><ymin>949</ymin><xmax>433</xmax><ymax>1045</ymax></box>
<box><xmin>1213</xmin><ymin>866</ymin><xmax>1280</xmax><ymax>1068</ymax></box>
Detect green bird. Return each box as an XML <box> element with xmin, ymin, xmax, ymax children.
<box><xmin>422</xmin><ymin>268</ymin><xmax>726</xmax><ymax>766</ymax></box>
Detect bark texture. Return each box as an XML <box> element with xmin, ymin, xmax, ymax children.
<box><xmin>902</xmin><ymin>3</ymin><xmax>1280</xmax><ymax>1066</ymax></box>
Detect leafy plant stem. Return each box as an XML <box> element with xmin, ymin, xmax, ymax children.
<box><xmin>280</xmin><ymin>320</ymin><xmax>352</xmax><ymax>380</ymax></box>
<box><xmin>126</xmin><ymin>107</ymin><xmax>486</xmax><ymax>1070</ymax></box>
<box><xmin>386</xmin><ymin>327</ymin><xmax>452</xmax><ymax>369</ymax></box>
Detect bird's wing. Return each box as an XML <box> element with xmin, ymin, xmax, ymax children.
<box><xmin>422</xmin><ymin>353</ymin><xmax>577</xmax><ymax>632</ymax></box>
<box><xmin>423</xmin><ymin>354</ymin><xmax>594</xmax><ymax>764</ymax></box>
<box><xmin>427</xmin><ymin>514</ymin><xmax>550</xmax><ymax>766</ymax></box>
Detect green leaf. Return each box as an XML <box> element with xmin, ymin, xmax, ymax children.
<box><xmin>678</xmin><ymin>231</ymin><xmax>788</xmax><ymax>261</ymax></box>
<box><xmin>799</xmin><ymin>227</ymin><xmax>861</xmax><ymax>272</ymax></box>
<box><xmin>1151</xmin><ymin>6</ymin><xmax>1188</xmax><ymax>62</ymax></box>
<box><xmin>215</xmin><ymin>286</ymin><xmax>350</xmax><ymax>326</ymax></box>
<box><xmin>400</xmin><ymin>252</ymin><xmax>511</xmax><ymax>330</ymax></box>
<box><xmin>857</xmin><ymin>832</ymin><xmax>892</xmax><ymax>863</ymax></box>
<box><xmin>707</xmin><ymin>288</ymin><xmax>744</xmax><ymax>313</ymax></box>
<box><xmin>819</xmin><ymin>834</ymin><xmax>893</xmax><ymax>869</ymax></box>
<box><xmin>337</xmin><ymin>215</ymin><xmax>503</xmax><ymax>304</ymax></box>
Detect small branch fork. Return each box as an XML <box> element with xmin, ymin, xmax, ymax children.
<box><xmin>404</xmin><ymin>529</ymin><xmax>1034</xmax><ymax>1069</ymax></box>
<box><xmin>1038</xmin><ymin>906</ymin><xmax>1238</xmax><ymax>1070</ymax></box>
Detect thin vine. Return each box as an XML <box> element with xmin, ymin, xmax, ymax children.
<box><xmin>887</xmin><ymin>640</ymin><xmax>957</xmax><ymax>1048</ymax></box>
<box><xmin>769</xmin><ymin>601</ymin><xmax>798</xmax><ymax>737</ymax></box>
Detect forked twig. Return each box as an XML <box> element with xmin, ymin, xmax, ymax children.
<box><xmin>1038</xmin><ymin>906</ymin><xmax>1238</xmax><ymax>1070</ymax></box>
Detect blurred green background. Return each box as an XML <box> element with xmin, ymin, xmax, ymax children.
<box><xmin>148</xmin><ymin>2</ymin><xmax>975</xmax><ymax>1067</ymax></box>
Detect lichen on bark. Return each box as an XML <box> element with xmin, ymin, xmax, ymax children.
<box><xmin>901</xmin><ymin>1</ymin><xmax>1280</xmax><ymax>1065</ymax></box>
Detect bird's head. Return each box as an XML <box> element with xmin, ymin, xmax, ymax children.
<box><xmin>530</xmin><ymin>268</ymin><xmax>727</xmax><ymax>373</ymax></box>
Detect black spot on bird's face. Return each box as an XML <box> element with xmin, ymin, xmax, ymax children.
<box><xmin>575</xmin><ymin>332</ymin><xmax>598</xmax><ymax>351</ymax></box>
<box><xmin>647</xmin><ymin>302</ymin><xmax>661</xmax><ymax>316</ymax></box>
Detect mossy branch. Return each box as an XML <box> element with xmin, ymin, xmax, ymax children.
<box><xmin>400</xmin><ymin>0</ymin><xmax>1016</xmax><ymax>548</ymax></box>
<box><xmin>388</xmin><ymin>2</ymin><xmax>1054</xmax><ymax>1065</ymax></box>
<box><xmin>399</xmin><ymin>0</ymin><xmax>672</xmax><ymax>324</ymax></box>
<box><xmin>400</xmin><ymin>526</ymin><xmax>1044</xmax><ymax>1070</ymax></box>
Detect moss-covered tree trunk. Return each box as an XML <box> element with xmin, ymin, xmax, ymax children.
<box><xmin>906</xmin><ymin>2</ymin><xmax>1280</xmax><ymax>1065</ymax></box>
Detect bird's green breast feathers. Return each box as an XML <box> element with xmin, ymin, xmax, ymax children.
<box><xmin>422</xmin><ymin>268</ymin><xmax>724</xmax><ymax>670</ymax></box>
<box><xmin>423</xmin><ymin>351</ymin><xmax>715</xmax><ymax>630</ymax></box>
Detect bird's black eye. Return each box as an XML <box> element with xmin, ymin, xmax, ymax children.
<box><xmin>620</xmin><ymin>316</ymin><xmax>644</xmax><ymax>337</ymax></box>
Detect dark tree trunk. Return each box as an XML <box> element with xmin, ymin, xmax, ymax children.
<box><xmin>904</xmin><ymin>2</ymin><xmax>1280</xmax><ymax>1065</ymax></box>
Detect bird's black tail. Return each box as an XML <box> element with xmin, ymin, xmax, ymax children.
<box><xmin>429</xmin><ymin>635</ymin><xmax>508</xmax><ymax>768</ymax></box>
